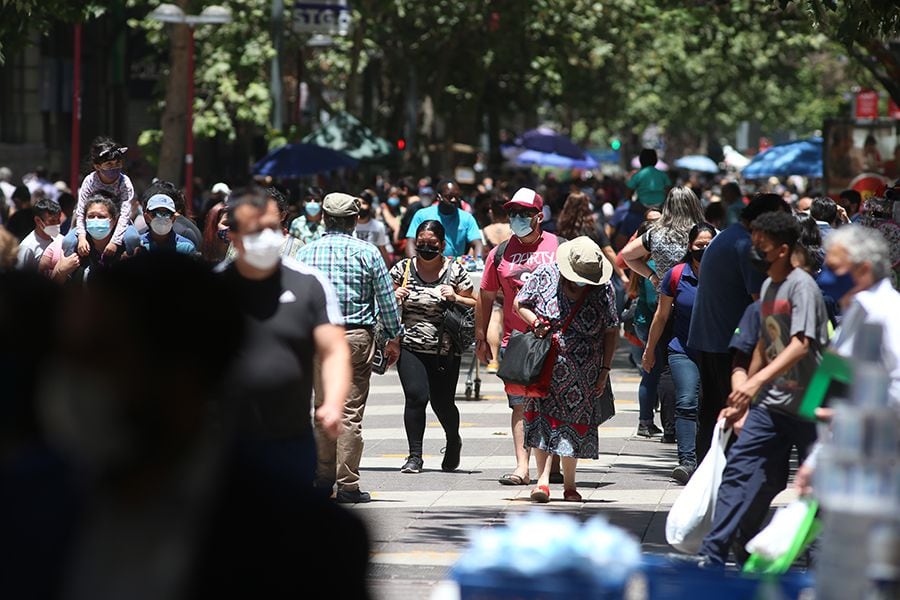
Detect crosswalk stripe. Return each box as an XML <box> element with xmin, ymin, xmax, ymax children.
<box><xmin>367</xmin><ymin>381</ymin><xmax>642</xmax><ymax>395</ymax></box>
<box><xmin>361</xmin><ymin>426</ymin><xmax>639</xmax><ymax>440</ymax></box>
<box><xmin>346</xmin><ymin>487</ymin><xmax>800</xmax><ymax>510</ymax></box>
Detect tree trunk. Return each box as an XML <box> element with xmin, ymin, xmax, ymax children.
<box><xmin>157</xmin><ymin>0</ymin><xmax>191</xmax><ymax>183</ymax></box>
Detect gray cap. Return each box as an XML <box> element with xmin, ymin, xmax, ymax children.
<box><xmin>323</xmin><ymin>192</ymin><xmax>360</xmax><ymax>217</ymax></box>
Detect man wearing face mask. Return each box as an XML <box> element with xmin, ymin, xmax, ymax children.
<box><xmin>477</xmin><ymin>187</ymin><xmax>566</xmax><ymax>487</ymax></box>
<box><xmin>289</xmin><ymin>187</ymin><xmax>326</xmax><ymax>246</ymax></box>
<box><xmin>298</xmin><ymin>192</ymin><xmax>403</xmax><ymax>503</ymax></box>
<box><xmin>354</xmin><ymin>190</ymin><xmax>391</xmax><ymax>264</ymax></box>
<box><xmin>17</xmin><ymin>196</ymin><xmax>62</xmax><ymax>270</ymax></box>
<box><xmin>138</xmin><ymin>194</ymin><xmax>197</xmax><ymax>255</ymax></box>
<box><xmin>217</xmin><ymin>187</ymin><xmax>351</xmax><ymax>490</ymax></box>
<box><xmin>696</xmin><ymin>211</ymin><xmax>829</xmax><ymax>567</ymax></box>
<box><xmin>404</xmin><ymin>180</ymin><xmax>482</xmax><ymax>259</ymax></box>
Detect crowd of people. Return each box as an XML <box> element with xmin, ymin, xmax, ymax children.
<box><xmin>1</xmin><ymin>135</ymin><xmax>900</xmax><ymax>584</ymax></box>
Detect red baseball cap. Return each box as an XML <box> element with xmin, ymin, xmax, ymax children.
<box><xmin>504</xmin><ymin>187</ymin><xmax>543</xmax><ymax>211</ymax></box>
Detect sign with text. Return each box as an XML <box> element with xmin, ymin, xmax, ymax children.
<box><xmin>855</xmin><ymin>89</ymin><xmax>879</xmax><ymax>120</ymax></box>
<box><xmin>293</xmin><ymin>1</ymin><xmax>351</xmax><ymax>35</ymax></box>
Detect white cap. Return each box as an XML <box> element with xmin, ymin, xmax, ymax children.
<box><xmin>212</xmin><ymin>182</ymin><xmax>231</xmax><ymax>195</ymax></box>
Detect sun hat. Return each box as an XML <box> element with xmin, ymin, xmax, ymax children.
<box><xmin>556</xmin><ymin>236</ymin><xmax>612</xmax><ymax>286</ymax></box>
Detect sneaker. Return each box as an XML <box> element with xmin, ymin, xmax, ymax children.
<box><xmin>637</xmin><ymin>423</ymin><xmax>662</xmax><ymax>438</ymax></box>
<box><xmin>400</xmin><ymin>455</ymin><xmax>423</xmax><ymax>473</ymax></box>
<box><xmin>672</xmin><ymin>463</ymin><xmax>696</xmax><ymax>485</ymax></box>
<box><xmin>660</xmin><ymin>433</ymin><xmax>677</xmax><ymax>444</ymax></box>
<box><xmin>486</xmin><ymin>361</ymin><xmax>499</xmax><ymax>374</ymax></box>
<box><xmin>441</xmin><ymin>436</ymin><xmax>462</xmax><ymax>472</ymax></box>
<box><xmin>335</xmin><ymin>489</ymin><xmax>372</xmax><ymax>504</ymax></box>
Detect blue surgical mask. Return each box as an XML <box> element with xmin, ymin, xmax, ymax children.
<box><xmin>509</xmin><ymin>215</ymin><xmax>534</xmax><ymax>238</ymax></box>
<box><xmin>816</xmin><ymin>265</ymin><xmax>855</xmax><ymax>302</ymax></box>
<box><xmin>387</xmin><ymin>196</ymin><xmax>400</xmax><ymax>207</ymax></box>
<box><xmin>305</xmin><ymin>201</ymin><xmax>321</xmax><ymax>217</ymax></box>
<box><xmin>86</xmin><ymin>218</ymin><xmax>112</xmax><ymax>240</ymax></box>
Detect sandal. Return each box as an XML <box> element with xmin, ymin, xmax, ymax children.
<box><xmin>563</xmin><ymin>488</ymin><xmax>582</xmax><ymax>502</ymax></box>
<box><xmin>498</xmin><ymin>473</ymin><xmax>530</xmax><ymax>486</ymax></box>
<box><xmin>530</xmin><ymin>485</ymin><xmax>551</xmax><ymax>503</ymax></box>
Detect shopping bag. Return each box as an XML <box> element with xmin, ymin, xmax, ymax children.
<box><xmin>502</xmin><ymin>337</ymin><xmax>558</xmax><ymax>398</ymax></box>
<box><xmin>496</xmin><ymin>330</ymin><xmax>554</xmax><ymax>385</ymax></box>
<box><xmin>665</xmin><ymin>419</ymin><xmax>732</xmax><ymax>554</ymax></box>
<box><xmin>743</xmin><ymin>498</ymin><xmax>821</xmax><ymax>575</ymax></box>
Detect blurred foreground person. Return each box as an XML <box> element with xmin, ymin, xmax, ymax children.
<box><xmin>40</xmin><ymin>252</ymin><xmax>370</xmax><ymax>600</ymax></box>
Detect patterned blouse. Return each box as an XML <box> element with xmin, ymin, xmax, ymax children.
<box><xmin>642</xmin><ymin>225</ymin><xmax>691</xmax><ymax>292</ymax></box>
<box><xmin>389</xmin><ymin>258</ymin><xmax>474</xmax><ymax>355</ymax></box>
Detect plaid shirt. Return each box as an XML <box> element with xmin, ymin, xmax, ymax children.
<box><xmin>297</xmin><ymin>232</ymin><xmax>402</xmax><ymax>339</ymax></box>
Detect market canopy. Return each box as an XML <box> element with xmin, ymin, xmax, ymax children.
<box><xmin>301</xmin><ymin>111</ymin><xmax>393</xmax><ymax>161</ymax></box>
<box><xmin>674</xmin><ymin>155</ymin><xmax>719</xmax><ymax>173</ymax></box>
<box><xmin>512</xmin><ymin>149</ymin><xmax>598</xmax><ymax>170</ymax></box>
<box><xmin>252</xmin><ymin>143</ymin><xmax>358</xmax><ymax>178</ymax></box>
<box><xmin>517</xmin><ymin>127</ymin><xmax>586</xmax><ymax>159</ymax></box>
<box><xmin>742</xmin><ymin>138</ymin><xmax>823</xmax><ymax>179</ymax></box>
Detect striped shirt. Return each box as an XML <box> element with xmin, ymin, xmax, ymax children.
<box><xmin>297</xmin><ymin>232</ymin><xmax>402</xmax><ymax>339</ymax></box>
<box><xmin>76</xmin><ymin>171</ymin><xmax>135</xmax><ymax>246</ymax></box>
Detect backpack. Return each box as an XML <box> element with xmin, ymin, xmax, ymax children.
<box><xmin>668</xmin><ymin>262</ymin><xmax>687</xmax><ymax>298</ymax></box>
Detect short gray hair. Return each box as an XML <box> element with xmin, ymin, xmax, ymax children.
<box><xmin>825</xmin><ymin>225</ymin><xmax>891</xmax><ymax>281</ymax></box>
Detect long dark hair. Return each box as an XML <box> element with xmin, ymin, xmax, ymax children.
<box><xmin>679</xmin><ymin>222</ymin><xmax>717</xmax><ymax>264</ymax></box>
<box><xmin>556</xmin><ymin>192</ymin><xmax>596</xmax><ymax>240</ymax></box>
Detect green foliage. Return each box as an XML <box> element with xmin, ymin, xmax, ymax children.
<box><xmin>129</xmin><ymin>0</ymin><xmax>274</xmax><ymax>142</ymax></box>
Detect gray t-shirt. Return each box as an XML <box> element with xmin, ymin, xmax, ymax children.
<box><xmin>756</xmin><ymin>268</ymin><xmax>829</xmax><ymax>415</ymax></box>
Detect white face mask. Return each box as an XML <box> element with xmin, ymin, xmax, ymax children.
<box><xmin>150</xmin><ymin>216</ymin><xmax>174</xmax><ymax>236</ymax></box>
<box><xmin>240</xmin><ymin>228</ymin><xmax>284</xmax><ymax>270</ymax></box>
<box><xmin>43</xmin><ymin>223</ymin><xmax>61</xmax><ymax>238</ymax></box>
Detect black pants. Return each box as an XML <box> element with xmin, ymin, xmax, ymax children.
<box><xmin>696</xmin><ymin>350</ymin><xmax>733</xmax><ymax>463</ymax></box>
<box><xmin>397</xmin><ymin>348</ymin><xmax>462</xmax><ymax>456</ymax></box>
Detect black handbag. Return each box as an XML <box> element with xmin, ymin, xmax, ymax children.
<box><xmin>436</xmin><ymin>261</ymin><xmax>476</xmax><ymax>355</ymax></box>
<box><xmin>495</xmin><ymin>329</ymin><xmax>554</xmax><ymax>385</ymax></box>
<box><xmin>496</xmin><ymin>291</ymin><xmax>587</xmax><ymax>385</ymax></box>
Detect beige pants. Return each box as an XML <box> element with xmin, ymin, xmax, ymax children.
<box><xmin>313</xmin><ymin>327</ymin><xmax>375</xmax><ymax>492</ymax></box>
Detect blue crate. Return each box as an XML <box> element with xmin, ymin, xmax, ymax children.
<box><xmin>637</xmin><ymin>555</ymin><xmax>815</xmax><ymax>600</ymax></box>
<box><xmin>451</xmin><ymin>566</ymin><xmax>626</xmax><ymax>600</ymax></box>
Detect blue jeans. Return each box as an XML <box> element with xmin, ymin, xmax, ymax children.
<box><xmin>667</xmin><ymin>351</ymin><xmax>700</xmax><ymax>465</ymax></box>
<box><xmin>699</xmin><ymin>404</ymin><xmax>817</xmax><ymax>565</ymax></box>
<box><xmin>637</xmin><ymin>321</ymin><xmax>662</xmax><ymax>423</ymax></box>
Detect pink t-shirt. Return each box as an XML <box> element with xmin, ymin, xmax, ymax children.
<box><xmin>40</xmin><ymin>237</ymin><xmax>64</xmax><ymax>275</ymax></box>
<box><xmin>481</xmin><ymin>231</ymin><xmax>562</xmax><ymax>346</ymax></box>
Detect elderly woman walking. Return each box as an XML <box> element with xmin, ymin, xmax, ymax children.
<box><xmin>513</xmin><ymin>236</ymin><xmax>619</xmax><ymax>503</ymax></box>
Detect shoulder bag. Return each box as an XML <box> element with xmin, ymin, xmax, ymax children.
<box><xmin>496</xmin><ymin>290</ymin><xmax>587</xmax><ymax>386</ymax></box>
<box><xmin>436</xmin><ymin>260</ymin><xmax>476</xmax><ymax>356</ymax></box>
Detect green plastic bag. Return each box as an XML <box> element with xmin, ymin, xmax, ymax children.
<box><xmin>743</xmin><ymin>499</ymin><xmax>821</xmax><ymax>575</ymax></box>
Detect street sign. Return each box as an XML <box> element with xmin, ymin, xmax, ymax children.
<box><xmin>855</xmin><ymin>89</ymin><xmax>879</xmax><ymax>120</ymax></box>
<box><xmin>293</xmin><ymin>1</ymin><xmax>351</xmax><ymax>35</ymax></box>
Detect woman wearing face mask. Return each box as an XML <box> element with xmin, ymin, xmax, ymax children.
<box><xmin>390</xmin><ymin>220</ymin><xmax>476</xmax><ymax>474</ymax></box>
<box><xmin>512</xmin><ymin>236</ymin><xmax>619</xmax><ymax>503</ymax></box>
<box><xmin>642</xmin><ymin>222</ymin><xmax>717</xmax><ymax>484</ymax></box>
<box><xmin>52</xmin><ymin>193</ymin><xmax>124</xmax><ymax>283</ymax></box>
<box><xmin>68</xmin><ymin>137</ymin><xmax>138</xmax><ymax>259</ymax></box>
<box><xmin>621</xmin><ymin>186</ymin><xmax>704</xmax><ymax>437</ymax></box>
<box><xmin>289</xmin><ymin>187</ymin><xmax>325</xmax><ymax>245</ymax></box>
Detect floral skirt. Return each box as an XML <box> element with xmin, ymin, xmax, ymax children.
<box><xmin>523</xmin><ymin>398</ymin><xmax>599</xmax><ymax>460</ymax></box>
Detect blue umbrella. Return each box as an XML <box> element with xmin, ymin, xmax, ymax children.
<box><xmin>741</xmin><ymin>138</ymin><xmax>823</xmax><ymax>179</ymax></box>
<box><xmin>518</xmin><ymin>127</ymin><xmax>586</xmax><ymax>159</ymax></box>
<box><xmin>252</xmin><ymin>143</ymin><xmax>358</xmax><ymax>178</ymax></box>
<box><xmin>674</xmin><ymin>155</ymin><xmax>720</xmax><ymax>173</ymax></box>
<box><xmin>513</xmin><ymin>149</ymin><xmax>598</xmax><ymax>170</ymax></box>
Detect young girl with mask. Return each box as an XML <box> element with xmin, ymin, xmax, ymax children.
<box><xmin>71</xmin><ymin>137</ymin><xmax>136</xmax><ymax>259</ymax></box>
<box><xmin>642</xmin><ymin>222</ymin><xmax>717</xmax><ymax>485</ymax></box>
<box><xmin>390</xmin><ymin>220</ymin><xmax>476</xmax><ymax>474</ymax></box>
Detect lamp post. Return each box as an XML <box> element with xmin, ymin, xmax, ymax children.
<box><xmin>147</xmin><ymin>4</ymin><xmax>231</xmax><ymax>217</ymax></box>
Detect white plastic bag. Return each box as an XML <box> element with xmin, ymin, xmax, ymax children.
<box><xmin>745</xmin><ymin>498</ymin><xmax>817</xmax><ymax>561</ymax></box>
<box><xmin>665</xmin><ymin>419</ymin><xmax>732</xmax><ymax>554</ymax></box>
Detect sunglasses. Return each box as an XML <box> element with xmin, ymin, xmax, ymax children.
<box><xmin>97</xmin><ymin>147</ymin><xmax>127</xmax><ymax>162</ymax></box>
<box><xmin>508</xmin><ymin>209</ymin><xmax>538</xmax><ymax>218</ymax></box>
<box><xmin>150</xmin><ymin>209</ymin><xmax>174</xmax><ymax>219</ymax></box>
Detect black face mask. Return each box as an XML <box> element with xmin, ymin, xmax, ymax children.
<box><xmin>358</xmin><ymin>207</ymin><xmax>372</xmax><ymax>219</ymax></box>
<box><xmin>416</xmin><ymin>245</ymin><xmax>441</xmax><ymax>261</ymax></box>
<box><xmin>438</xmin><ymin>201</ymin><xmax>456</xmax><ymax>215</ymax></box>
<box><xmin>691</xmin><ymin>248</ymin><xmax>705</xmax><ymax>263</ymax></box>
<box><xmin>748</xmin><ymin>246</ymin><xmax>772</xmax><ymax>273</ymax></box>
